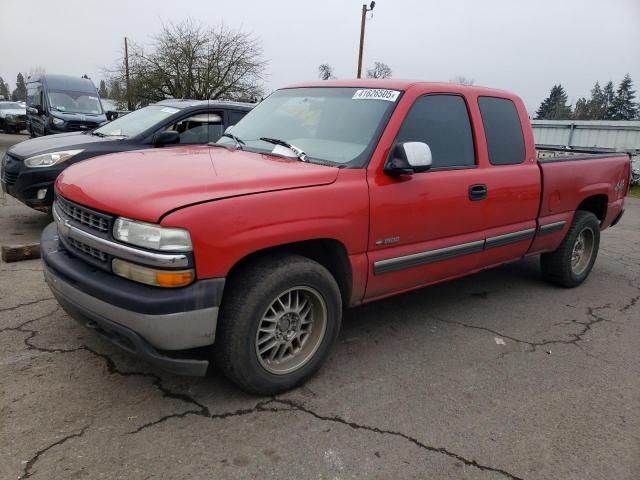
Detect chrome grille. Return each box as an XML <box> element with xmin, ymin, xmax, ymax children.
<box><xmin>67</xmin><ymin>237</ymin><xmax>109</xmax><ymax>263</ymax></box>
<box><xmin>56</xmin><ymin>196</ymin><xmax>111</xmax><ymax>233</ymax></box>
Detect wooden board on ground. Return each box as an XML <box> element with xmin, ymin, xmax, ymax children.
<box><xmin>1</xmin><ymin>243</ymin><xmax>41</xmax><ymax>263</ymax></box>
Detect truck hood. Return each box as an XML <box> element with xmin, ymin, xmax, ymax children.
<box><xmin>55</xmin><ymin>146</ymin><xmax>340</xmax><ymax>223</ymax></box>
<box><xmin>8</xmin><ymin>131</ymin><xmax>118</xmax><ymax>159</ymax></box>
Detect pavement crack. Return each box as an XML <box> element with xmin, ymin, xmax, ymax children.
<box><xmin>435</xmin><ymin>303</ymin><xmax>612</xmax><ymax>354</ymax></box>
<box><xmin>19</xmin><ymin>425</ymin><xmax>90</xmax><ymax>480</ymax></box>
<box><xmin>12</xmin><ymin>316</ymin><xmax>212</xmax><ymax>435</ymax></box>
<box><xmin>0</xmin><ymin>297</ymin><xmax>55</xmax><ymax>315</ymax></box>
<box><xmin>129</xmin><ymin>397</ymin><xmax>525</xmax><ymax>479</ymax></box>
<box><xmin>256</xmin><ymin>399</ymin><xmax>525</xmax><ymax>480</ymax></box>
<box><xmin>619</xmin><ymin>294</ymin><xmax>639</xmax><ymax>312</ymax></box>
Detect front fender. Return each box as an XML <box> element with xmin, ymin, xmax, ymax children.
<box><xmin>160</xmin><ymin>169</ymin><xmax>370</xmax><ymax>279</ymax></box>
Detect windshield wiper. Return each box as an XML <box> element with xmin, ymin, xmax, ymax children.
<box><xmin>220</xmin><ymin>132</ymin><xmax>245</xmax><ymax>149</ymax></box>
<box><xmin>91</xmin><ymin>131</ymin><xmax>106</xmax><ymax>137</ymax></box>
<box><xmin>259</xmin><ymin>137</ymin><xmax>308</xmax><ymax>162</ymax></box>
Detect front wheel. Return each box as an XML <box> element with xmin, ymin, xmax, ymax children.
<box><xmin>541</xmin><ymin>211</ymin><xmax>600</xmax><ymax>288</ymax></box>
<box><xmin>214</xmin><ymin>254</ymin><xmax>342</xmax><ymax>395</ymax></box>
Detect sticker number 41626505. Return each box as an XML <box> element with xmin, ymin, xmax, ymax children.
<box><xmin>352</xmin><ymin>89</ymin><xmax>400</xmax><ymax>102</ymax></box>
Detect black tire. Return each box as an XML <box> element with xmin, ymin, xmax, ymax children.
<box><xmin>541</xmin><ymin>211</ymin><xmax>600</xmax><ymax>288</ymax></box>
<box><xmin>214</xmin><ymin>254</ymin><xmax>342</xmax><ymax>395</ymax></box>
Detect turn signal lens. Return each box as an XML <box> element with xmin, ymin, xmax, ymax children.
<box><xmin>112</xmin><ymin>258</ymin><xmax>194</xmax><ymax>288</ymax></box>
<box><xmin>155</xmin><ymin>271</ymin><xmax>195</xmax><ymax>287</ymax></box>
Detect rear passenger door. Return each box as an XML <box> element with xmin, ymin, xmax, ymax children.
<box><xmin>474</xmin><ymin>96</ymin><xmax>541</xmax><ymax>269</ymax></box>
<box><xmin>365</xmin><ymin>94</ymin><xmax>489</xmax><ymax>299</ymax></box>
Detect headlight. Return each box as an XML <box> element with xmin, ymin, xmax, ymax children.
<box><xmin>113</xmin><ymin>217</ymin><xmax>192</xmax><ymax>251</ymax></box>
<box><xmin>51</xmin><ymin>117</ymin><xmax>64</xmax><ymax>126</ymax></box>
<box><xmin>24</xmin><ymin>149</ymin><xmax>83</xmax><ymax>168</ymax></box>
<box><xmin>6</xmin><ymin>114</ymin><xmax>16</xmax><ymax>120</ymax></box>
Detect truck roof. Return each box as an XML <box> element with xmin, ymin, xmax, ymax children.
<box><xmin>284</xmin><ymin>79</ymin><xmax>516</xmax><ymax>98</ymax></box>
<box><xmin>155</xmin><ymin>99</ymin><xmax>254</xmax><ymax>110</ymax></box>
<box><xmin>27</xmin><ymin>74</ymin><xmax>98</xmax><ymax>93</ymax></box>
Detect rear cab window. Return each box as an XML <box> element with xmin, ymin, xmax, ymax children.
<box><xmin>478</xmin><ymin>97</ymin><xmax>525</xmax><ymax>165</ymax></box>
<box><xmin>395</xmin><ymin>94</ymin><xmax>475</xmax><ymax>169</ymax></box>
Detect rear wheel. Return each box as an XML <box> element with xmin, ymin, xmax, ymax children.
<box><xmin>541</xmin><ymin>211</ymin><xmax>600</xmax><ymax>287</ymax></box>
<box><xmin>214</xmin><ymin>254</ymin><xmax>342</xmax><ymax>395</ymax></box>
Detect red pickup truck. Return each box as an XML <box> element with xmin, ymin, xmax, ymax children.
<box><xmin>42</xmin><ymin>80</ymin><xmax>631</xmax><ymax>394</ymax></box>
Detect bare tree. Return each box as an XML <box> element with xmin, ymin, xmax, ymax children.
<box><xmin>104</xmin><ymin>20</ymin><xmax>267</xmax><ymax>107</ymax></box>
<box><xmin>366</xmin><ymin>62</ymin><xmax>392</xmax><ymax>79</ymax></box>
<box><xmin>318</xmin><ymin>63</ymin><xmax>335</xmax><ymax>80</ymax></box>
<box><xmin>451</xmin><ymin>75</ymin><xmax>475</xmax><ymax>85</ymax></box>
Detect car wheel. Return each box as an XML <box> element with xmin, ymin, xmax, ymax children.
<box><xmin>541</xmin><ymin>211</ymin><xmax>600</xmax><ymax>288</ymax></box>
<box><xmin>214</xmin><ymin>254</ymin><xmax>342</xmax><ymax>395</ymax></box>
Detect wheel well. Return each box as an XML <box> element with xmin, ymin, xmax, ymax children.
<box><xmin>227</xmin><ymin>239</ymin><xmax>353</xmax><ymax>305</ymax></box>
<box><xmin>577</xmin><ymin>194</ymin><xmax>608</xmax><ymax>223</ymax></box>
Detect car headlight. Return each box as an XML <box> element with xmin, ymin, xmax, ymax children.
<box><xmin>24</xmin><ymin>149</ymin><xmax>84</xmax><ymax>168</ymax></box>
<box><xmin>113</xmin><ymin>217</ymin><xmax>192</xmax><ymax>251</ymax></box>
<box><xmin>51</xmin><ymin>117</ymin><xmax>64</xmax><ymax>126</ymax></box>
<box><xmin>6</xmin><ymin>114</ymin><xmax>16</xmax><ymax>120</ymax></box>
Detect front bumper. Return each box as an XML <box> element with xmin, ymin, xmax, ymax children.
<box><xmin>41</xmin><ymin>222</ymin><xmax>225</xmax><ymax>376</ymax></box>
<box><xmin>1</xmin><ymin>153</ymin><xmax>58</xmax><ymax>209</ymax></box>
<box><xmin>5</xmin><ymin>117</ymin><xmax>27</xmax><ymax>130</ymax></box>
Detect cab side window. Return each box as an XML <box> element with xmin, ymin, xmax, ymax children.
<box><xmin>395</xmin><ymin>95</ymin><xmax>475</xmax><ymax>169</ymax></box>
<box><xmin>477</xmin><ymin>97</ymin><xmax>525</xmax><ymax>165</ymax></box>
<box><xmin>165</xmin><ymin>113</ymin><xmax>223</xmax><ymax>144</ymax></box>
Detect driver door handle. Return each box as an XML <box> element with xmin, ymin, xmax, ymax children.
<box><xmin>469</xmin><ymin>184</ymin><xmax>488</xmax><ymax>201</ymax></box>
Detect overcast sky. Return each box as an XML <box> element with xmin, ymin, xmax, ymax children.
<box><xmin>1</xmin><ymin>0</ymin><xmax>639</xmax><ymax>113</ymax></box>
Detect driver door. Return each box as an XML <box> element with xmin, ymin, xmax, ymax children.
<box><xmin>365</xmin><ymin>94</ymin><xmax>489</xmax><ymax>300</ymax></box>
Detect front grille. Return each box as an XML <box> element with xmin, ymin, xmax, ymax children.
<box><xmin>56</xmin><ymin>196</ymin><xmax>112</xmax><ymax>233</ymax></box>
<box><xmin>67</xmin><ymin>237</ymin><xmax>109</xmax><ymax>263</ymax></box>
<box><xmin>16</xmin><ymin>115</ymin><xmax>26</xmax><ymax>122</ymax></box>
<box><xmin>66</xmin><ymin>121</ymin><xmax>98</xmax><ymax>130</ymax></box>
<box><xmin>1</xmin><ymin>168</ymin><xmax>18</xmax><ymax>186</ymax></box>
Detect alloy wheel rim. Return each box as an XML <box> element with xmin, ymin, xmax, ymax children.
<box><xmin>571</xmin><ymin>227</ymin><xmax>595</xmax><ymax>276</ymax></box>
<box><xmin>255</xmin><ymin>286</ymin><xmax>327</xmax><ymax>375</ymax></box>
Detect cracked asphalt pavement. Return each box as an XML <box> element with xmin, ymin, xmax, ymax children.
<box><xmin>1</xmin><ymin>134</ymin><xmax>639</xmax><ymax>479</ymax></box>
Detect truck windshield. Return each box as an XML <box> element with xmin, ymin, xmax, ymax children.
<box><xmin>94</xmin><ymin>105</ymin><xmax>180</xmax><ymax>138</ymax></box>
<box><xmin>217</xmin><ymin>87</ymin><xmax>400</xmax><ymax>167</ymax></box>
<box><xmin>48</xmin><ymin>90</ymin><xmax>103</xmax><ymax>115</ymax></box>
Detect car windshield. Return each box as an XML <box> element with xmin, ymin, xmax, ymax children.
<box><xmin>217</xmin><ymin>87</ymin><xmax>400</xmax><ymax>167</ymax></box>
<box><xmin>94</xmin><ymin>105</ymin><xmax>182</xmax><ymax>137</ymax></box>
<box><xmin>48</xmin><ymin>90</ymin><xmax>103</xmax><ymax>115</ymax></box>
<box><xmin>0</xmin><ymin>102</ymin><xmax>23</xmax><ymax>110</ymax></box>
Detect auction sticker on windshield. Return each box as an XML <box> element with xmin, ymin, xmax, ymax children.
<box><xmin>352</xmin><ymin>89</ymin><xmax>400</xmax><ymax>102</ymax></box>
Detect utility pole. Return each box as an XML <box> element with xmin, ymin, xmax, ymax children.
<box><xmin>357</xmin><ymin>2</ymin><xmax>376</xmax><ymax>78</ymax></box>
<box><xmin>124</xmin><ymin>37</ymin><xmax>133</xmax><ymax>111</ymax></box>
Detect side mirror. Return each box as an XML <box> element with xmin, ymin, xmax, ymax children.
<box><xmin>105</xmin><ymin>111</ymin><xmax>117</xmax><ymax>121</ymax></box>
<box><xmin>154</xmin><ymin>131</ymin><xmax>180</xmax><ymax>146</ymax></box>
<box><xmin>384</xmin><ymin>142</ymin><xmax>432</xmax><ymax>176</ymax></box>
<box><xmin>28</xmin><ymin>105</ymin><xmax>43</xmax><ymax>115</ymax></box>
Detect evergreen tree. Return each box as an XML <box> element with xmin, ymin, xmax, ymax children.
<box><xmin>603</xmin><ymin>81</ymin><xmax>615</xmax><ymax>119</ymax></box>
<box><xmin>0</xmin><ymin>76</ymin><xmax>10</xmax><ymax>100</ymax></box>
<box><xmin>608</xmin><ymin>74</ymin><xmax>638</xmax><ymax>120</ymax></box>
<box><xmin>536</xmin><ymin>84</ymin><xmax>572</xmax><ymax>120</ymax></box>
<box><xmin>11</xmin><ymin>73</ymin><xmax>27</xmax><ymax>102</ymax></box>
<box><xmin>586</xmin><ymin>81</ymin><xmax>607</xmax><ymax>120</ymax></box>
<box><xmin>98</xmin><ymin>80</ymin><xmax>109</xmax><ymax>98</ymax></box>
<box><xmin>573</xmin><ymin>98</ymin><xmax>590</xmax><ymax>119</ymax></box>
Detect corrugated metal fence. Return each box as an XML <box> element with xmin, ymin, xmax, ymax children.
<box><xmin>532</xmin><ymin>120</ymin><xmax>640</xmax><ymax>153</ymax></box>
